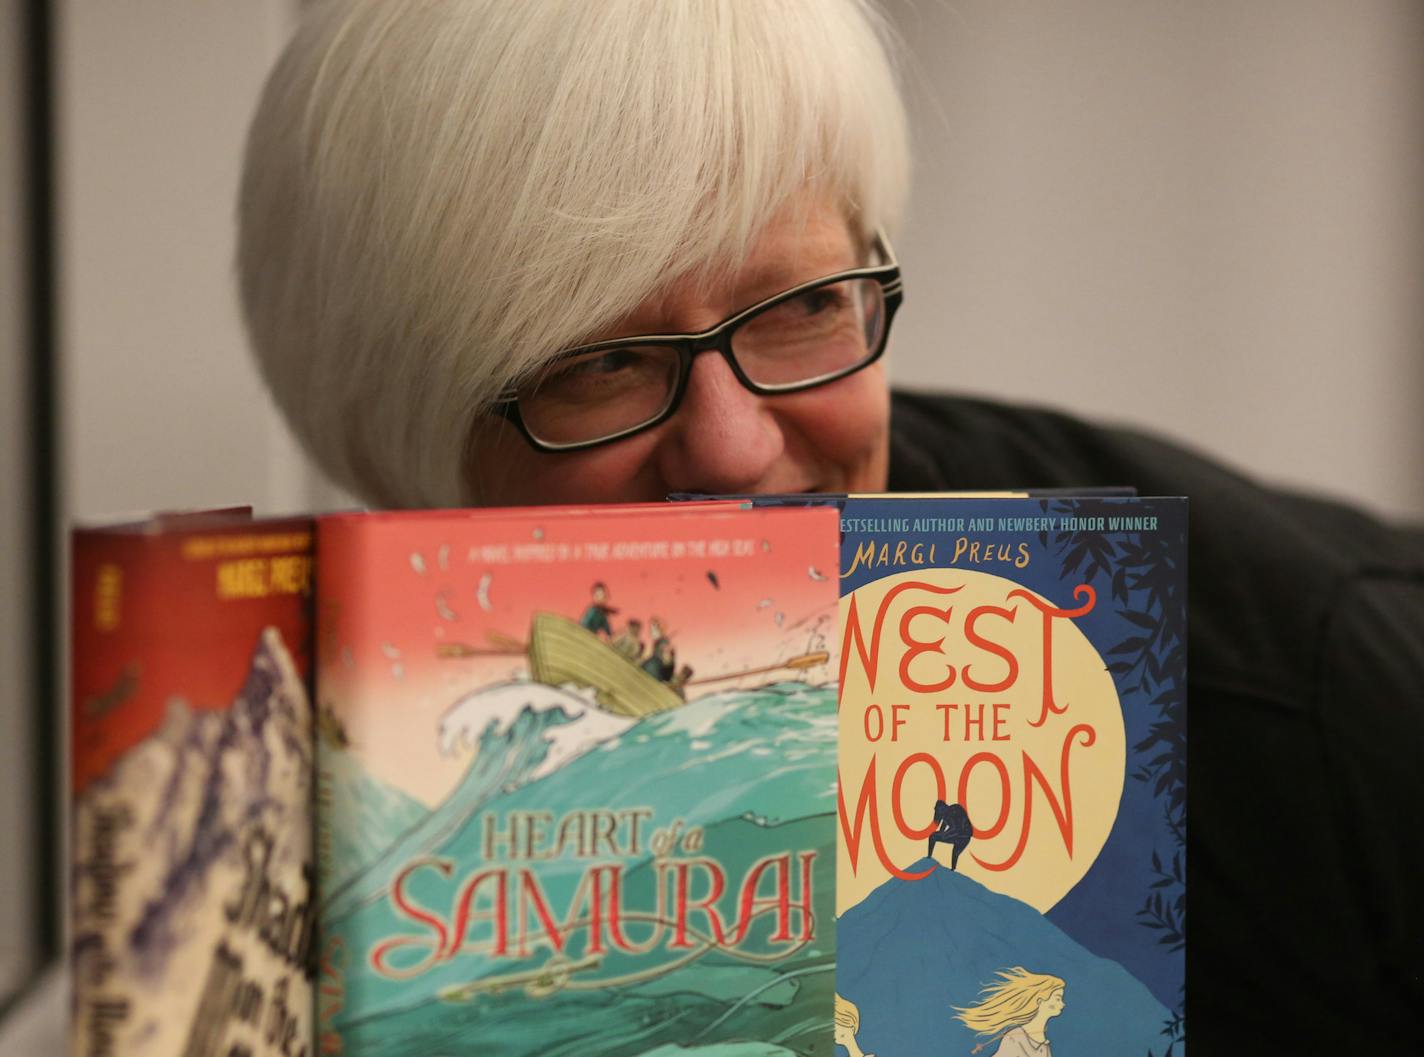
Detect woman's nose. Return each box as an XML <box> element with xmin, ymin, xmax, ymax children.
<box><xmin>653</xmin><ymin>350</ymin><xmax>786</xmax><ymax>494</ymax></box>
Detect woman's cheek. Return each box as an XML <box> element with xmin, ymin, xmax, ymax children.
<box><xmin>535</xmin><ymin>435</ymin><xmax>667</xmax><ymax>504</ymax></box>
<box><xmin>794</xmin><ymin>369</ymin><xmax>890</xmax><ymax>488</ymax></box>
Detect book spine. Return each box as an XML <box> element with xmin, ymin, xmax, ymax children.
<box><xmin>311</xmin><ymin>517</ymin><xmax>360</xmax><ymax>1057</ymax></box>
<box><xmin>70</xmin><ymin>530</ymin><xmax>143</xmax><ymax>1057</ymax></box>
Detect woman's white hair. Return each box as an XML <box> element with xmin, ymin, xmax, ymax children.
<box><xmin>238</xmin><ymin>0</ymin><xmax>910</xmax><ymax>507</ymax></box>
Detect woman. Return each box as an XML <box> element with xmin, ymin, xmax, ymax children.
<box><xmin>238</xmin><ymin>1</ymin><xmax>1423</xmax><ymax>1050</ymax></box>
<box><xmin>954</xmin><ymin>969</ymin><xmax>1065</xmax><ymax>1057</ymax></box>
<box><xmin>238</xmin><ymin>0</ymin><xmax>906</xmax><ymax>510</ymax></box>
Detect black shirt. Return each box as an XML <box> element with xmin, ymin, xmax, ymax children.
<box><xmin>888</xmin><ymin>389</ymin><xmax>1424</xmax><ymax>1050</ymax></box>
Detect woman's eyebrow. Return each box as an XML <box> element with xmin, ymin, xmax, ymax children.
<box><xmin>732</xmin><ymin>249</ymin><xmax>857</xmax><ymax>302</ymax></box>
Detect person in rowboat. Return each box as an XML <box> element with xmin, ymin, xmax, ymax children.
<box><xmin>578</xmin><ymin>581</ymin><xmax>617</xmax><ymax>639</ymax></box>
<box><xmin>610</xmin><ymin>617</ymin><xmax>645</xmax><ymax>663</ymax></box>
<box><xmin>640</xmin><ymin>634</ymin><xmax>676</xmax><ymax>684</ymax></box>
<box><xmin>667</xmin><ymin>664</ymin><xmax>695</xmax><ymax>700</ymax></box>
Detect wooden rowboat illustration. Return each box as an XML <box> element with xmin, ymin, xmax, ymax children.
<box><xmin>527</xmin><ymin>612</ymin><xmax>681</xmax><ymax>717</ymax></box>
<box><xmin>437</xmin><ymin>612</ymin><xmax>828</xmax><ymax>718</ymax></box>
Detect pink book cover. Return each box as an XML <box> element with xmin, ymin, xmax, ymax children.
<box><xmin>313</xmin><ymin>503</ymin><xmax>841</xmax><ymax>1057</ymax></box>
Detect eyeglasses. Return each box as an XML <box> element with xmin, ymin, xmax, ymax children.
<box><xmin>493</xmin><ymin>231</ymin><xmax>903</xmax><ymax>451</ymax></box>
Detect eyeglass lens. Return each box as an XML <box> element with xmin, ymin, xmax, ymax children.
<box><xmin>518</xmin><ymin>276</ymin><xmax>886</xmax><ymax>447</ymax></box>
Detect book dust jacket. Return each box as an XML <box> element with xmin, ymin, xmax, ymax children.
<box><xmin>69</xmin><ymin>515</ymin><xmax>316</xmax><ymax>1057</ymax></box>
<box><xmin>314</xmin><ymin>504</ymin><xmax>842</xmax><ymax>1056</ymax></box>
<box><xmin>831</xmin><ymin>497</ymin><xmax>1186</xmax><ymax>1057</ymax></box>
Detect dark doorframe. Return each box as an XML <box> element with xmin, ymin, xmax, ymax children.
<box><xmin>23</xmin><ymin>0</ymin><xmax>59</xmax><ymax>971</ymax></box>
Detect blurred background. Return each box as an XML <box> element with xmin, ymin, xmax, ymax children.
<box><xmin>2</xmin><ymin>0</ymin><xmax>1421</xmax><ymax>1014</ymax></box>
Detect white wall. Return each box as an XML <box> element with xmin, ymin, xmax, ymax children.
<box><xmin>58</xmin><ymin>0</ymin><xmax>342</xmax><ymax>522</ymax></box>
<box><xmin>885</xmin><ymin>0</ymin><xmax>1424</xmax><ymax>520</ymax></box>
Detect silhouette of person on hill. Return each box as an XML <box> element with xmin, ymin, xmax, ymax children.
<box><xmin>928</xmin><ymin>799</ymin><xmax>973</xmax><ymax>870</ymax></box>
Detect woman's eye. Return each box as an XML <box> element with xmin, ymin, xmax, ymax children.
<box><xmin>798</xmin><ymin>288</ymin><xmax>848</xmax><ymax>316</ymax></box>
<box><xmin>546</xmin><ymin>349</ymin><xmax>640</xmax><ymax>384</ymax></box>
<box><xmin>570</xmin><ymin>349</ymin><xmax>639</xmax><ymax>376</ymax></box>
<box><xmin>531</xmin><ymin>347</ymin><xmax>672</xmax><ymax>405</ymax></box>
<box><xmin>761</xmin><ymin>286</ymin><xmax>852</xmax><ymax>326</ymax></box>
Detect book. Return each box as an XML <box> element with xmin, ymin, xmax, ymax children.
<box><xmin>69</xmin><ymin>511</ymin><xmax>316</xmax><ymax>1057</ymax></box>
<box><xmin>67</xmin><ymin>494</ymin><xmax>1184</xmax><ymax>1056</ymax></box>
<box><xmin>311</xmin><ymin>502</ymin><xmax>843</xmax><ymax>1056</ymax></box>
<box><xmin>826</xmin><ymin>495</ymin><xmax>1187</xmax><ymax>1057</ymax></box>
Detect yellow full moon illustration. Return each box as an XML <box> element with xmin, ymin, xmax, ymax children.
<box><xmin>837</xmin><ymin>568</ymin><xmax>1125</xmax><ymax>914</ymax></box>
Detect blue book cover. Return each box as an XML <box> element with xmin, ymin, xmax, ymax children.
<box><xmin>822</xmin><ymin>495</ymin><xmax>1186</xmax><ymax>1057</ymax></box>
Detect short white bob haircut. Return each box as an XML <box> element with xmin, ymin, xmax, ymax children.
<box><xmin>239</xmin><ymin>0</ymin><xmax>910</xmax><ymax>508</ymax></box>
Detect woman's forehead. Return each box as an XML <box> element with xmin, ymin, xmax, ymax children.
<box><xmin>612</xmin><ymin>196</ymin><xmax>859</xmax><ymax>331</ymax></box>
<box><xmin>729</xmin><ymin>199</ymin><xmax>859</xmax><ymax>289</ymax></box>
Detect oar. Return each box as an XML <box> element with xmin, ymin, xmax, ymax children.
<box><xmin>686</xmin><ymin>650</ymin><xmax>830</xmax><ymax>686</ymax></box>
<box><xmin>436</xmin><ymin>629</ymin><xmax>526</xmax><ymax>659</ymax></box>
<box><xmin>486</xmin><ymin>629</ymin><xmax>526</xmax><ymax>651</ymax></box>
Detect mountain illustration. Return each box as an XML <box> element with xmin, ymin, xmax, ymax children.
<box><xmin>69</xmin><ymin>628</ymin><xmax>313</xmax><ymax>1056</ymax></box>
<box><xmin>836</xmin><ymin>860</ymin><xmax>1176</xmax><ymax>1057</ymax></box>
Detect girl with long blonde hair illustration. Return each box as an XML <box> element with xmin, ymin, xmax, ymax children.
<box><xmin>953</xmin><ymin>968</ymin><xmax>1067</xmax><ymax>1056</ymax></box>
<box><xmin>833</xmin><ymin>993</ymin><xmax>875</xmax><ymax>1057</ymax></box>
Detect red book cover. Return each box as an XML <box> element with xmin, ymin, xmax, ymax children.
<box><xmin>70</xmin><ymin>513</ymin><xmax>316</xmax><ymax>1057</ymax></box>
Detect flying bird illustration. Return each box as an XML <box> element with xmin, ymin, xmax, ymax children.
<box><xmin>808</xmin><ymin>565</ymin><xmax>827</xmax><ymax>581</ymax></box>
<box><xmin>379</xmin><ymin>641</ymin><xmax>403</xmax><ymax>681</ymax></box>
<box><xmin>706</xmin><ymin>570</ymin><xmax>720</xmax><ymax>589</ymax></box>
<box><xmin>83</xmin><ymin>662</ymin><xmax>141</xmax><ymax>718</ymax></box>
<box><xmin>476</xmin><ymin>571</ymin><xmax>494</xmax><ymax>612</ymax></box>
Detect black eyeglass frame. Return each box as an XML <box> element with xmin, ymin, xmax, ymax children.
<box><xmin>492</xmin><ymin>230</ymin><xmax>904</xmax><ymax>452</ymax></box>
